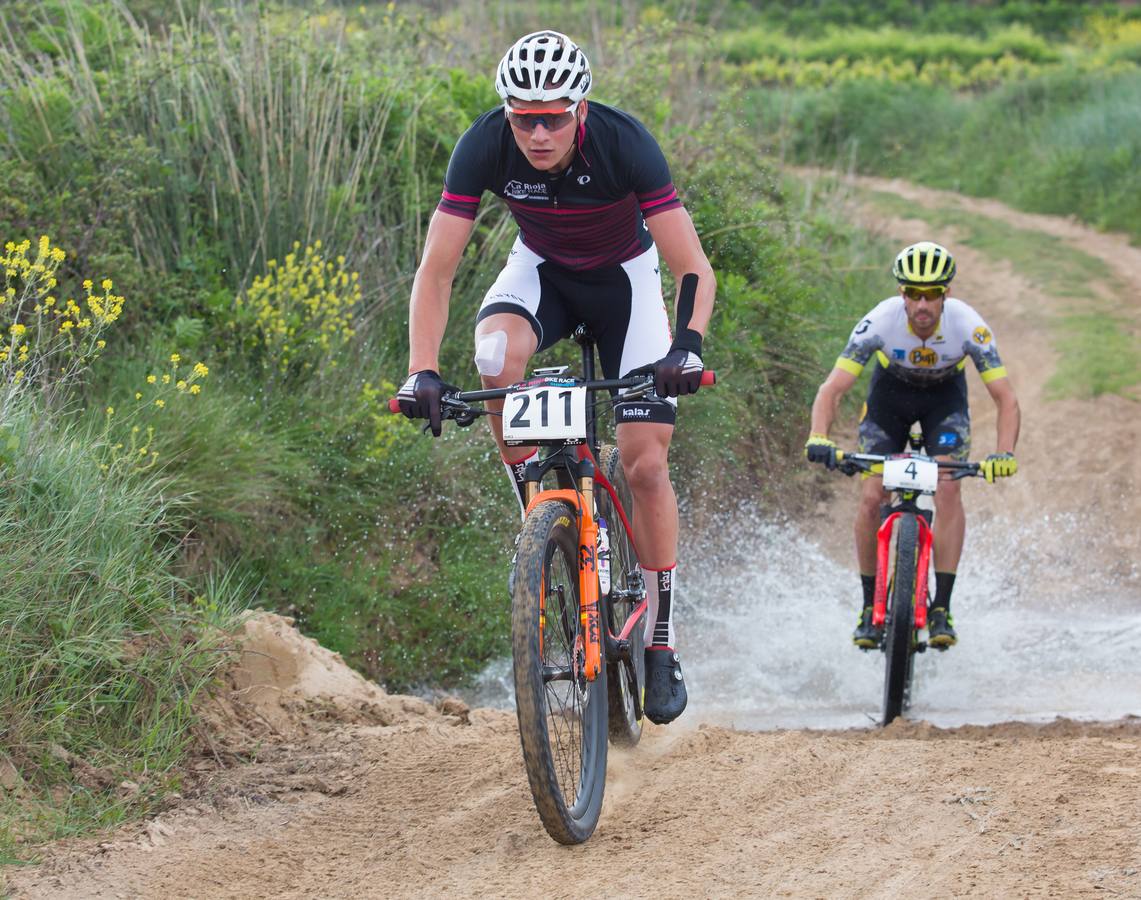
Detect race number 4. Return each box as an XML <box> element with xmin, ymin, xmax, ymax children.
<box><xmin>882</xmin><ymin>456</ymin><xmax>939</xmax><ymax>493</ymax></box>
<box><xmin>502</xmin><ymin>385</ymin><xmax>588</xmax><ymax>446</ymax></box>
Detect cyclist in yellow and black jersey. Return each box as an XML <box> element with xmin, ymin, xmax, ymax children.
<box><xmin>804</xmin><ymin>242</ymin><xmax>1021</xmax><ymax>648</ymax></box>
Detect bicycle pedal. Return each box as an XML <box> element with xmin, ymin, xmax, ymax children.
<box><xmin>915</xmin><ymin>641</ymin><xmax>927</xmax><ymax>654</ymax></box>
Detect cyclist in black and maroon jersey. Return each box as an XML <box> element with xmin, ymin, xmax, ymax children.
<box><xmin>397</xmin><ymin>30</ymin><xmax>716</xmax><ymax>725</ymax></box>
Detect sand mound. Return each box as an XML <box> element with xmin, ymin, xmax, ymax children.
<box><xmin>197</xmin><ymin>611</ymin><xmax>441</xmax><ymax>751</ymax></box>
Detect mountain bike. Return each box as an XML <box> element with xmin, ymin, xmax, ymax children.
<box><xmin>834</xmin><ymin>439</ymin><xmax>981</xmax><ymax>726</ymax></box>
<box><xmin>391</xmin><ymin>326</ymin><xmax>714</xmax><ymax>843</ymax></box>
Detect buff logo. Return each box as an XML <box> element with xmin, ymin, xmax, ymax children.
<box><xmin>973</xmin><ymin>326</ymin><xmax>992</xmax><ymax>345</ymax></box>
<box><xmin>910</xmin><ymin>347</ymin><xmax>938</xmax><ymax>367</ymax></box>
<box><xmin>504</xmin><ymin>180</ymin><xmax>548</xmax><ymax>200</ymax></box>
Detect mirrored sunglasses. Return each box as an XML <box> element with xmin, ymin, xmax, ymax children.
<box><xmin>504</xmin><ymin>102</ymin><xmax>579</xmax><ymax>132</ymax></box>
<box><xmin>902</xmin><ymin>285</ymin><xmax>947</xmax><ymax>301</ymax></box>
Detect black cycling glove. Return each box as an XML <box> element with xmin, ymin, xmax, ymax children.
<box><xmin>396</xmin><ymin>369</ymin><xmax>455</xmax><ymax>437</ymax></box>
<box><xmin>804</xmin><ymin>434</ymin><xmax>839</xmax><ymax>470</ymax></box>
<box><xmin>650</xmin><ymin>343</ymin><xmax>704</xmax><ymax>398</ymax></box>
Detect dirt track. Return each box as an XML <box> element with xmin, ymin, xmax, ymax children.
<box><xmin>5</xmin><ymin>180</ymin><xmax>1141</xmax><ymax>899</ymax></box>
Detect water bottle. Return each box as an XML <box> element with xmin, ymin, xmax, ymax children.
<box><xmin>597</xmin><ymin>516</ymin><xmax>611</xmax><ymax>596</ymax></box>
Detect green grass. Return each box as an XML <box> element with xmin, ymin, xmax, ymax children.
<box><xmin>749</xmin><ymin>70</ymin><xmax>1141</xmax><ymax>242</ymax></box>
<box><xmin>1047</xmin><ymin>314</ymin><xmax>1141</xmax><ymax>399</ymax></box>
<box><xmin>0</xmin><ymin>402</ymin><xmax>245</xmax><ymax>857</ymax></box>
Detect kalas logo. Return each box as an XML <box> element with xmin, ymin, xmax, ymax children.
<box><xmin>620</xmin><ymin>407</ymin><xmax>651</xmax><ymax>418</ymax></box>
<box><xmin>504</xmin><ymin>180</ymin><xmax>548</xmax><ymax>200</ymax></box>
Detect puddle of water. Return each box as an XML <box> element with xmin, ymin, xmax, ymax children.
<box><xmin>462</xmin><ymin>507</ymin><xmax>1141</xmax><ymax>731</ymax></box>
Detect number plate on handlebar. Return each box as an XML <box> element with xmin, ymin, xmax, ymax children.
<box><xmin>502</xmin><ymin>385</ymin><xmax>588</xmax><ymax>446</ymax></box>
<box><xmin>882</xmin><ymin>456</ymin><xmax>938</xmax><ymax>493</ymax></box>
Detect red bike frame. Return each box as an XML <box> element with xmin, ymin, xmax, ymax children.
<box><xmin>872</xmin><ymin>511</ymin><xmax>933</xmax><ymax>631</ymax></box>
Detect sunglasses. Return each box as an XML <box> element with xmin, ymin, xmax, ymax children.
<box><xmin>902</xmin><ymin>285</ymin><xmax>947</xmax><ymax>301</ymax></box>
<box><xmin>504</xmin><ymin>101</ymin><xmax>579</xmax><ymax>133</ymax></box>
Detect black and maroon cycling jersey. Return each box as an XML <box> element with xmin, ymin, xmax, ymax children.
<box><xmin>437</xmin><ymin>101</ymin><xmax>683</xmax><ymax>271</ymax></box>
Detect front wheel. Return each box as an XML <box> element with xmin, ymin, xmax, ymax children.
<box><xmin>882</xmin><ymin>513</ymin><xmax>919</xmax><ymax>726</ymax></box>
<box><xmin>511</xmin><ymin>498</ymin><xmax>608</xmax><ymax>844</ymax></box>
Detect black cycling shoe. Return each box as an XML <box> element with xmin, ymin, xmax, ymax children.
<box><xmin>852</xmin><ymin>605</ymin><xmax>883</xmax><ymax>650</ymax></box>
<box><xmin>927</xmin><ymin>606</ymin><xmax>958</xmax><ymax>648</ymax></box>
<box><xmin>644</xmin><ymin>648</ymin><xmax>687</xmax><ymax>725</ymax></box>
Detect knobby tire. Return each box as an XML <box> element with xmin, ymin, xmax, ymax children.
<box><xmin>511</xmin><ymin>498</ymin><xmax>608</xmax><ymax>844</ymax></box>
<box><xmin>598</xmin><ymin>445</ymin><xmax>644</xmax><ymax>747</ymax></box>
<box><xmin>883</xmin><ymin>513</ymin><xmax>919</xmax><ymax>726</ymax></box>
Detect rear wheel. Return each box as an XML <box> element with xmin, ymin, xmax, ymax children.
<box><xmin>882</xmin><ymin>513</ymin><xmax>919</xmax><ymax>726</ymax></box>
<box><xmin>511</xmin><ymin>499</ymin><xmax>607</xmax><ymax>844</ymax></box>
<box><xmin>598</xmin><ymin>445</ymin><xmax>644</xmax><ymax>747</ymax></box>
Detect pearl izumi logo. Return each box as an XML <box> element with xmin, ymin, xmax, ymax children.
<box><xmin>504</xmin><ymin>180</ymin><xmax>548</xmax><ymax>200</ymax></box>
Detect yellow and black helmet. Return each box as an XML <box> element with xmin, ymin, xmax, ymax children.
<box><xmin>892</xmin><ymin>241</ymin><xmax>956</xmax><ymax>286</ymax></box>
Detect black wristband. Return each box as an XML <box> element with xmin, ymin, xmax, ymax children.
<box><xmin>670</xmin><ymin>327</ymin><xmax>703</xmax><ymax>357</ymax></box>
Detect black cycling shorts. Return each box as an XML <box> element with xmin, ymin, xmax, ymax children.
<box><xmin>857</xmin><ymin>365</ymin><xmax>971</xmax><ymax>460</ymax></box>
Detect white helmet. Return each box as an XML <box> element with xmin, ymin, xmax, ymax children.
<box><xmin>495</xmin><ymin>30</ymin><xmax>592</xmax><ymax>103</ymax></box>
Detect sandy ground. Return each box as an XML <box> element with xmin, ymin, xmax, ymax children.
<box><xmin>5</xmin><ymin>181</ymin><xmax>1141</xmax><ymax>899</ymax></box>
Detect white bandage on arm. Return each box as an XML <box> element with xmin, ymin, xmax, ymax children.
<box><xmin>474</xmin><ymin>330</ymin><xmax>509</xmax><ymax>377</ymax></box>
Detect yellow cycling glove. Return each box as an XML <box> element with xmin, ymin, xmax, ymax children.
<box><xmin>804</xmin><ymin>434</ymin><xmax>838</xmax><ymax>470</ymax></box>
<box><xmin>981</xmin><ymin>452</ymin><xmax>1018</xmax><ymax>483</ymax></box>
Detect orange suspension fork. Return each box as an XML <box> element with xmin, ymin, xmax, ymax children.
<box><xmin>524</xmin><ymin>485</ymin><xmax>602</xmax><ymax>682</ymax></box>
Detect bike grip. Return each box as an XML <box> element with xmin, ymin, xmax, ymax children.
<box><xmin>701</xmin><ymin>370</ymin><xmax>716</xmax><ymax>386</ymax></box>
<box><xmin>388</xmin><ymin>397</ymin><xmax>400</xmax><ymax>414</ymax></box>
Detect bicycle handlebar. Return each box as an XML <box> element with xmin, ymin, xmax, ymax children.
<box><xmin>387</xmin><ymin>370</ymin><xmax>716</xmax><ymax>418</ymax></box>
<box><xmin>833</xmin><ymin>449</ymin><xmax>982</xmax><ymax>480</ymax></box>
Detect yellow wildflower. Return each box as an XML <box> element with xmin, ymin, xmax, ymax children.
<box><xmin>176</xmin><ymin>380</ymin><xmax>187</xmax><ymax>391</ymax></box>
<box><xmin>146</xmin><ymin>375</ymin><xmax>156</xmax><ymax>384</ymax></box>
<box><xmin>9</xmin><ymin>323</ymin><xmax>25</xmax><ymax>337</ymax></box>
<box><xmin>189</xmin><ymin>384</ymin><xmax>201</xmax><ymax>395</ymax></box>
<box><xmin>96</xmin><ymin>340</ymin><xmax>106</xmax><ymax>349</ymax></box>
<box><xmin>161</xmin><ymin>374</ymin><xmax>170</xmax><ymax>385</ymax></box>
<box><xmin>135</xmin><ymin>392</ymin><xmax>142</xmax><ymax>400</ymax></box>
<box><xmin>193</xmin><ymin>362</ymin><xmax>209</xmax><ymax>378</ymax></box>
<box><xmin>101</xmin><ymin>279</ymin><xmax>112</xmax><ymax>291</ymax></box>
<box><xmin>170</xmin><ymin>353</ymin><xmax>181</xmax><ymax>364</ymax></box>
<box><xmin>106</xmin><ymin>407</ymin><xmax>114</xmax><ymax>416</ymax></box>
<box><xmin>155</xmin><ymin>399</ymin><xmax>165</xmax><ymax>408</ymax></box>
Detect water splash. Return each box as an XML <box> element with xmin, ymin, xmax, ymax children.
<box><xmin>462</xmin><ymin>507</ymin><xmax>1141</xmax><ymax>730</ymax></box>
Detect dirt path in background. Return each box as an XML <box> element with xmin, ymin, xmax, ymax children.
<box><xmin>5</xmin><ymin>182</ymin><xmax>1141</xmax><ymax>899</ymax></box>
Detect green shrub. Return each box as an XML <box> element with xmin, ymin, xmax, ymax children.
<box><xmin>0</xmin><ymin>401</ymin><xmax>244</xmax><ymax>854</ymax></box>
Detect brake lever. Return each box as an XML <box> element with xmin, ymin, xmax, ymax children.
<box><xmin>621</xmin><ymin>377</ymin><xmax>656</xmax><ymax>400</ymax></box>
